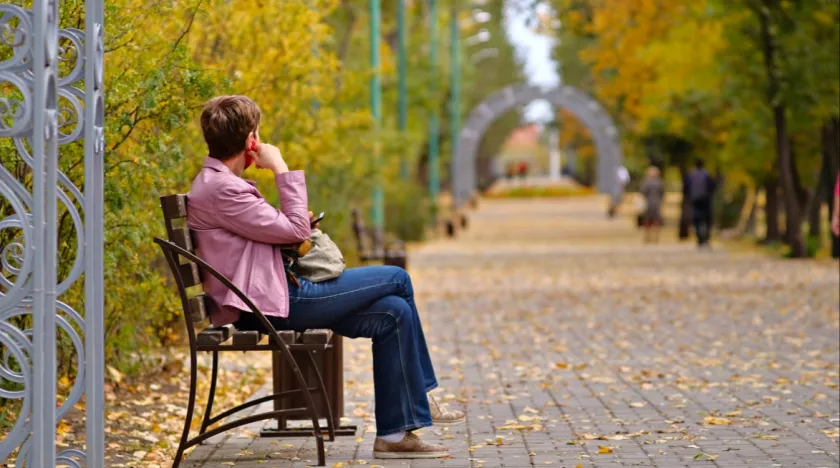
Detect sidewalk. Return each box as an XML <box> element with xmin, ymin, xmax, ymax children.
<box><xmin>185</xmin><ymin>196</ymin><xmax>840</xmax><ymax>468</ymax></box>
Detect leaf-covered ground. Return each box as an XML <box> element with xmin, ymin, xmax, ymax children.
<box><xmin>156</xmin><ymin>197</ymin><xmax>840</xmax><ymax>467</ymax></box>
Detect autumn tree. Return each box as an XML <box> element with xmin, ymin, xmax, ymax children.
<box><xmin>545</xmin><ymin>0</ymin><xmax>839</xmax><ymax>256</ymax></box>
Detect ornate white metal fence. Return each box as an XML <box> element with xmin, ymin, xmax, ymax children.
<box><xmin>1</xmin><ymin>0</ymin><xmax>104</xmax><ymax>466</ymax></box>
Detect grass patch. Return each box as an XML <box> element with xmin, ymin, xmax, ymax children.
<box><xmin>485</xmin><ymin>185</ymin><xmax>596</xmax><ymax>199</ymax></box>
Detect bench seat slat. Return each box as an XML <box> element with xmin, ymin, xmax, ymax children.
<box><xmin>196</xmin><ymin>326</ymin><xmax>230</xmax><ymax>346</ymax></box>
<box><xmin>301</xmin><ymin>329</ymin><xmax>332</xmax><ymax>345</ymax></box>
<box><xmin>232</xmin><ymin>330</ymin><xmax>262</xmax><ymax>346</ymax></box>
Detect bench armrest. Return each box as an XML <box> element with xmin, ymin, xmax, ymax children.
<box><xmin>154</xmin><ymin>237</ymin><xmax>294</xmax><ymax>350</ymax></box>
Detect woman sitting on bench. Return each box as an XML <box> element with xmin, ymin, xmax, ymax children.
<box><xmin>186</xmin><ymin>96</ymin><xmax>463</xmax><ymax>459</ymax></box>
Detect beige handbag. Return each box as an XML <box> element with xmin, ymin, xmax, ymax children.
<box><xmin>293</xmin><ymin>229</ymin><xmax>345</xmax><ymax>282</ymax></box>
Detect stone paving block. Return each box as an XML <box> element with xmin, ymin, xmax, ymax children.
<box><xmin>185</xmin><ymin>199</ymin><xmax>840</xmax><ymax>468</ymax></box>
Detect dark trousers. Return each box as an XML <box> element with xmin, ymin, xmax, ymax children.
<box><xmin>691</xmin><ymin>199</ymin><xmax>712</xmax><ymax>245</ymax></box>
<box><xmin>234</xmin><ymin>266</ymin><xmax>437</xmax><ymax>436</ymax></box>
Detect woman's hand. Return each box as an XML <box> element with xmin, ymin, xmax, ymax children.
<box><xmin>309</xmin><ymin>211</ymin><xmax>320</xmax><ymax>230</ymax></box>
<box><xmin>254</xmin><ymin>143</ymin><xmax>289</xmax><ymax>175</ymax></box>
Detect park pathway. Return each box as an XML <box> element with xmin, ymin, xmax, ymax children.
<box><xmin>186</xmin><ymin>196</ymin><xmax>839</xmax><ymax>468</ymax></box>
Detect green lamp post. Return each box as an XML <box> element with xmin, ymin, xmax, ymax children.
<box><xmin>370</xmin><ymin>0</ymin><xmax>384</xmax><ymax>232</ymax></box>
<box><xmin>428</xmin><ymin>0</ymin><xmax>440</xmax><ymax>223</ymax></box>
<box><xmin>398</xmin><ymin>0</ymin><xmax>408</xmax><ymax>180</ymax></box>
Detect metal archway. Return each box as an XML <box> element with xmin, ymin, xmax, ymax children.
<box><xmin>452</xmin><ymin>83</ymin><xmax>622</xmax><ymax>208</ymax></box>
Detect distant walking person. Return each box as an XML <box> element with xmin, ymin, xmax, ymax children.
<box><xmin>640</xmin><ymin>166</ymin><xmax>665</xmax><ymax>243</ymax></box>
<box><xmin>684</xmin><ymin>159</ymin><xmax>716</xmax><ymax>247</ymax></box>
<box><xmin>609</xmin><ymin>164</ymin><xmax>631</xmax><ymax>217</ymax></box>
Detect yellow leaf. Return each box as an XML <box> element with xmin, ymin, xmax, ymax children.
<box><xmin>57</xmin><ymin>421</ymin><xmax>72</xmax><ymax>436</ymax></box>
<box><xmin>598</xmin><ymin>445</ymin><xmax>614</xmax><ymax>454</ymax></box>
<box><xmin>703</xmin><ymin>417</ymin><xmax>732</xmax><ymax>426</ymax></box>
<box><xmin>725</xmin><ymin>410</ymin><xmax>742</xmax><ymax>417</ymax></box>
<box><xmin>555</xmin><ymin>362</ymin><xmax>569</xmax><ymax>369</ymax></box>
<box><xmin>107</xmin><ymin>365</ymin><xmax>124</xmax><ymax>384</ymax></box>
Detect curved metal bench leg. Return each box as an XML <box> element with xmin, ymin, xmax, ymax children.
<box><xmin>172</xmin><ymin>346</ymin><xmax>200</xmax><ymax>468</ymax></box>
<box><xmin>298</xmin><ymin>353</ymin><xmax>326</xmax><ymax>465</ymax></box>
<box><xmin>315</xmin><ymin>432</ymin><xmax>326</xmax><ymax>466</ymax></box>
<box><xmin>268</xmin><ymin>329</ymin><xmax>327</xmax><ymax>465</ymax></box>
<box><xmin>306</xmin><ymin>350</ymin><xmax>336</xmax><ymax>442</ymax></box>
<box><xmin>199</xmin><ymin>350</ymin><xmax>219</xmax><ymax>435</ymax></box>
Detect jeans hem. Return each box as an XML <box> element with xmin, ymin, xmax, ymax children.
<box><xmin>376</xmin><ymin>421</ymin><xmax>433</xmax><ymax>437</ymax></box>
<box><xmin>425</xmin><ymin>382</ymin><xmax>439</xmax><ymax>393</ymax></box>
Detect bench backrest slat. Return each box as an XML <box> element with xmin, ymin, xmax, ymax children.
<box><xmin>170</xmin><ymin>226</ymin><xmax>193</xmax><ymax>252</ymax></box>
<box><xmin>161</xmin><ymin>193</ymin><xmax>188</xmax><ymax>219</ymax></box>
<box><xmin>160</xmin><ymin>193</ymin><xmax>207</xmax><ymax>320</ymax></box>
<box><xmin>188</xmin><ymin>293</ymin><xmax>209</xmax><ymax>322</ymax></box>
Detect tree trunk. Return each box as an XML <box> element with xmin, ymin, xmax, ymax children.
<box><xmin>777</xmin><ymin>123</ymin><xmax>803</xmax><ymax>255</ymax></box>
<box><xmin>822</xmin><ymin>116</ymin><xmax>840</xmax><ymax>258</ymax></box>
<box><xmin>334</xmin><ymin>0</ymin><xmax>358</xmax><ymax>92</ymax></box>
<box><xmin>807</xmin><ymin>141</ymin><xmax>833</xmax><ymax>237</ymax></box>
<box><xmin>745</xmin><ymin>197</ymin><xmax>758</xmax><ymax>236</ymax></box>
<box><xmin>756</xmin><ymin>1</ymin><xmax>805</xmax><ymax>257</ymax></box>
<box><xmin>764</xmin><ymin>178</ymin><xmax>782</xmax><ymax>242</ymax></box>
<box><xmin>807</xmin><ymin>188</ymin><xmax>822</xmax><ymax>238</ymax></box>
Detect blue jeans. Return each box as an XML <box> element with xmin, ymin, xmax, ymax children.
<box><xmin>235</xmin><ymin>265</ymin><xmax>438</xmax><ymax>436</ymax></box>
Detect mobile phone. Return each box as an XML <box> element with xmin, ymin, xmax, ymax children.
<box><xmin>310</xmin><ymin>212</ymin><xmax>325</xmax><ymax>228</ymax></box>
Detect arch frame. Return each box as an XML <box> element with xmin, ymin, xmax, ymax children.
<box><xmin>452</xmin><ymin>83</ymin><xmax>623</xmax><ymax>208</ymax></box>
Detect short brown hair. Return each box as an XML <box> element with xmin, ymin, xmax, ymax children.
<box><xmin>200</xmin><ymin>95</ymin><xmax>261</xmax><ymax>160</ymax></box>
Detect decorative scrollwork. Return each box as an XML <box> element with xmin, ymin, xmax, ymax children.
<box><xmin>1</xmin><ymin>1</ymin><xmax>102</xmax><ymax>465</ymax></box>
<box><xmin>57</xmin><ymin>28</ymin><xmax>84</xmax><ymax>87</ymax></box>
<box><xmin>0</xmin><ymin>5</ymin><xmax>33</xmax><ymax>73</ymax></box>
<box><xmin>0</xmin><ymin>73</ymin><xmax>34</xmax><ymax>138</ymax></box>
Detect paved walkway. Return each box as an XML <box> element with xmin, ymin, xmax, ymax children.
<box><xmin>185</xmin><ymin>197</ymin><xmax>839</xmax><ymax>468</ymax></box>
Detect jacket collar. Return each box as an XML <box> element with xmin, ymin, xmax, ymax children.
<box><xmin>203</xmin><ymin>157</ymin><xmax>231</xmax><ymax>173</ymax></box>
<box><xmin>202</xmin><ymin>156</ymin><xmax>256</xmax><ymax>186</ymax></box>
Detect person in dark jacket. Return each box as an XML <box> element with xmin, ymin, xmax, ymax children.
<box><xmin>684</xmin><ymin>159</ymin><xmax>717</xmax><ymax>247</ymax></box>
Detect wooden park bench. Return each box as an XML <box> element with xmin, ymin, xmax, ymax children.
<box><xmin>351</xmin><ymin>208</ymin><xmax>407</xmax><ymax>269</ymax></box>
<box><xmin>156</xmin><ymin>194</ymin><xmax>352</xmax><ymax>468</ymax></box>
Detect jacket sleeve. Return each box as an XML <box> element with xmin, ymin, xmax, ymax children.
<box><xmin>212</xmin><ymin>171</ymin><xmax>312</xmax><ymax>244</ymax></box>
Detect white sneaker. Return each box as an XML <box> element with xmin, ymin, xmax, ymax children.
<box><xmin>428</xmin><ymin>393</ymin><xmax>466</xmax><ymax>427</ymax></box>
